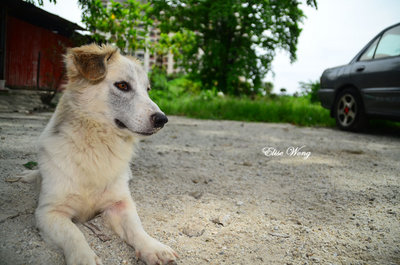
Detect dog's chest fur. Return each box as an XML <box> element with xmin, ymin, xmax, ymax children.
<box><xmin>41</xmin><ymin>98</ymin><xmax>136</xmax><ymax>190</ymax></box>
<box><xmin>72</xmin><ymin>121</ymin><xmax>133</xmax><ymax>182</ymax></box>
<box><xmin>39</xmin><ymin>113</ymin><xmax>136</xmax><ymax>220</ymax></box>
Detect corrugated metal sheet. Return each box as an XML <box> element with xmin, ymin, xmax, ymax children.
<box><xmin>5</xmin><ymin>15</ymin><xmax>72</xmax><ymax>90</ymax></box>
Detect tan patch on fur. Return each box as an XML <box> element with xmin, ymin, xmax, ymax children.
<box><xmin>65</xmin><ymin>43</ymin><xmax>118</xmax><ymax>83</ymax></box>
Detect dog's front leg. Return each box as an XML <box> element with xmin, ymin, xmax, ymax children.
<box><xmin>104</xmin><ymin>198</ymin><xmax>178</xmax><ymax>265</ymax></box>
<box><xmin>36</xmin><ymin>207</ymin><xmax>102</xmax><ymax>265</ymax></box>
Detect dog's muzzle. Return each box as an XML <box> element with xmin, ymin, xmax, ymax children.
<box><xmin>151</xmin><ymin>113</ymin><xmax>168</xmax><ymax>129</ymax></box>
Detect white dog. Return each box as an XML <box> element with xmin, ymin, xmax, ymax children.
<box><xmin>20</xmin><ymin>44</ymin><xmax>178</xmax><ymax>265</ymax></box>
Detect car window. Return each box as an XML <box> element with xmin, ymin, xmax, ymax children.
<box><xmin>374</xmin><ymin>25</ymin><xmax>400</xmax><ymax>59</ymax></box>
<box><xmin>359</xmin><ymin>37</ymin><xmax>380</xmax><ymax>61</ymax></box>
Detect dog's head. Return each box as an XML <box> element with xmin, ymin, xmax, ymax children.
<box><xmin>65</xmin><ymin>44</ymin><xmax>168</xmax><ymax>136</ymax></box>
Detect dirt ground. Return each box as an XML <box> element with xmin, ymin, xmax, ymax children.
<box><xmin>0</xmin><ymin>112</ymin><xmax>399</xmax><ymax>265</ymax></box>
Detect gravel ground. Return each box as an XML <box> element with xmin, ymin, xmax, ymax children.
<box><xmin>0</xmin><ymin>112</ymin><xmax>399</xmax><ymax>265</ymax></box>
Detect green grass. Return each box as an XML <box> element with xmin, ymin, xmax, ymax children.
<box><xmin>148</xmin><ymin>73</ymin><xmax>335</xmax><ymax>127</ymax></box>
<box><xmin>150</xmin><ymin>92</ymin><xmax>335</xmax><ymax>127</ymax></box>
<box><xmin>23</xmin><ymin>161</ymin><xmax>38</xmax><ymax>169</ymax></box>
<box><xmin>149</xmin><ymin>74</ymin><xmax>400</xmax><ymax>129</ymax></box>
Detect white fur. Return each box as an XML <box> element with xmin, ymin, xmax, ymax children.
<box><xmin>30</xmin><ymin>44</ymin><xmax>177</xmax><ymax>265</ymax></box>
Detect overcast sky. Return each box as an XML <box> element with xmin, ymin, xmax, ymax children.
<box><xmin>40</xmin><ymin>0</ymin><xmax>400</xmax><ymax>94</ymax></box>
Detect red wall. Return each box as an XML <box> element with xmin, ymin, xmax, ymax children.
<box><xmin>5</xmin><ymin>15</ymin><xmax>72</xmax><ymax>90</ymax></box>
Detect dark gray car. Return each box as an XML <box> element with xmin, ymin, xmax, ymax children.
<box><xmin>319</xmin><ymin>22</ymin><xmax>400</xmax><ymax>131</ymax></box>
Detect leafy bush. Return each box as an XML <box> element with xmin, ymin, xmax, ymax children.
<box><xmin>149</xmin><ymin>69</ymin><xmax>202</xmax><ymax>101</ymax></box>
<box><xmin>149</xmin><ymin>68</ymin><xmax>169</xmax><ymax>91</ymax></box>
<box><xmin>299</xmin><ymin>80</ymin><xmax>321</xmax><ymax>103</ymax></box>
<box><xmin>148</xmin><ymin>72</ymin><xmax>334</xmax><ymax>127</ymax></box>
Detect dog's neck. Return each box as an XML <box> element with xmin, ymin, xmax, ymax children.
<box><xmin>43</xmin><ymin>94</ymin><xmax>137</xmax><ymax>184</ymax></box>
<box><xmin>52</xmin><ymin>92</ymin><xmax>136</xmax><ymax>162</ymax></box>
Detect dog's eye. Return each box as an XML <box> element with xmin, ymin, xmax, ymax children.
<box><xmin>147</xmin><ymin>85</ymin><xmax>151</xmax><ymax>92</ymax></box>
<box><xmin>114</xmin><ymin>81</ymin><xmax>130</xmax><ymax>92</ymax></box>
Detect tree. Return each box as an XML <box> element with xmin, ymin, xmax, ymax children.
<box><xmin>299</xmin><ymin>80</ymin><xmax>320</xmax><ymax>102</ymax></box>
<box><xmin>26</xmin><ymin>0</ymin><xmax>152</xmax><ymax>53</ymax></box>
<box><xmin>24</xmin><ymin>0</ymin><xmax>56</xmax><ymax>5</ymax></box>
<box><xmin>262</xmin><ymin>81</ymin><xmax>274</xmax><ymax>96</ymax></box>
<box><xmin>152</xmin><ymin>0</ymin><xmax>317</xmax><ymax>95</ymax></box>
<box><xmin>78</xmin><ymin>0</ymin><xmax>153</xmax><ymax>52</ymax></box>
<box><xmin>155</xmin><ymin>29</ymin><xmax>198</xmax><ymax>72</ymax></box>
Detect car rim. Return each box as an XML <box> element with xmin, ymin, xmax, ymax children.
<box><xmin>337</xmin><ymin>93</ymin><xmax>357</xmax><ymax>127</ymax></box>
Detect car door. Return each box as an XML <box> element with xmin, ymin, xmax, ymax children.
<box><xmin>350</xmin><ymin>24</ymin><xmax>400</xmax><ymax>117</ymax></box>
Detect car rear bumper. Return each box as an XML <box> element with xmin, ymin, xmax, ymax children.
<box><xmin>318</xmin><ymin>88</ymin><xmax>335</xmax><ymax>110</ymax></box>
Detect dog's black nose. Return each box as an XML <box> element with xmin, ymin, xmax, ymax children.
<box><xmin>151</xmin><ymin>113</ymin><xmax>168</xmax><ymax>128</ymax></box>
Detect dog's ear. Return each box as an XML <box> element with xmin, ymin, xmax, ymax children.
<box><xmin>73</xmin><ymin>52</ymin><xmax>108</xmax><ymax>81</ymax></box>
<box><xmin>66</xmin><ymin>44</ymin><xmax>118</xmax><ymax>82</ymax></box>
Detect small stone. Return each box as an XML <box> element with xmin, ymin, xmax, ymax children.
<box><xmin>5</xmin><ymin>177</ymin><xmax>21</xmax><ymax>183</ymax></box>
<box><xmin>189</xmin><ymin>191</ymin><xmax>203</xmax><ymax>199</ymax></box>
<box><xmin>203</xmin><ymin>179</ymin><xmax>212</xmax><ymax>184</ymax></box>
<box><xmin>311</xmin><ymin>257</ymin><xmax>320</xmax><ymax>263</ymax></box>
<box><xmin>290</xmin><ymin>218</ymin><xmax>302</xmax><ymax>225</ymax></box>
<box><xmin>212</xmin><ymin>214</ymin><xmax>232</xmax><ymax>227</ymax></box>
<box><xmin>236</xmin><ymin>201</ymin><xmax>244</xmax><ymax>206</ymax></box>
<box><xmin>269</xmin><ymin>232</ymin><xmax>290</xmax><ymax>238</ymax></box>
<box><xmin>387</xmin><ymin>209</ymin><xmax>396</xmax><ymax>215</ymax></box>
<box><xmin>181</xmin><ymin>225</ymin><xmax>205</xmax><ymax>237</ymax></box>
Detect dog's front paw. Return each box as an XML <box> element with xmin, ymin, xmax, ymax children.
<box><xmin>66</xmin><ymin>249</ymin><xmax>103</xmax><ymax>265</ymax></box>
<box><xmin>135</xmin><ymin>237</ymin><xmax>178</xmax><ymax>265</ymax></box>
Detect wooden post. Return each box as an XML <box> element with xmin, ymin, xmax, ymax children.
<box><xmin>36</xmin><ymin>51</ymin><xmax>41</xmax><ymax>89</ymax></box>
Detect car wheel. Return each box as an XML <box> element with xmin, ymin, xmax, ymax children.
<box><xmin>334</xmin><ymin>89</ymin><xmax>367</xmax><ymax>131</ymax></box>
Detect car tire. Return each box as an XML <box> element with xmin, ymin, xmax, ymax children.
<box><xmin>334</xmin><ymin>88</ymin><xmax>367</xmax><ymax>131</ymax></box>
